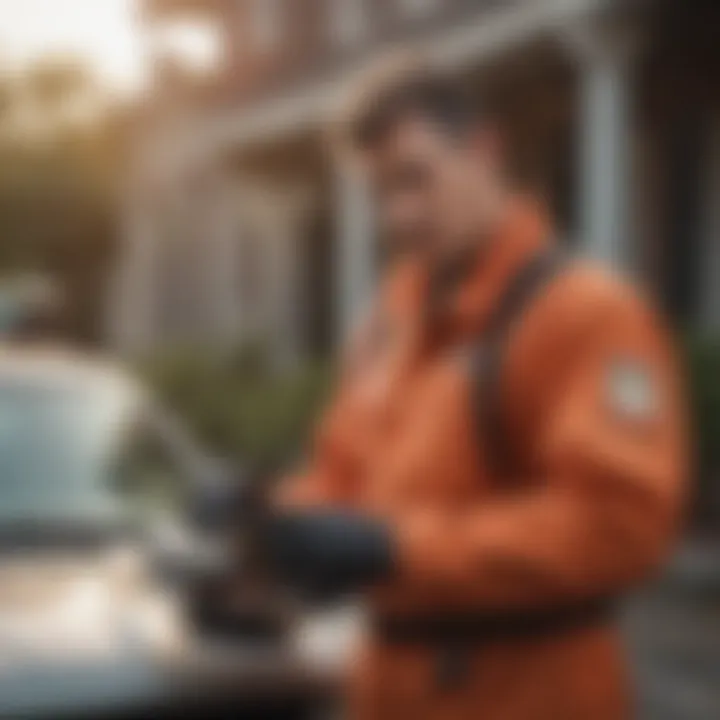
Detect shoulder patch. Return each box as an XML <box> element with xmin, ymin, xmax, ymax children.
<box><xmin>606</xmin><ymin>358</ymin><xmax>659</xmax><ymax>422</ymax></box>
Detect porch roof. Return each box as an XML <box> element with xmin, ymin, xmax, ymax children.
<box><xmin>145</xmin><ymin>0</ymin><xmax>609</xmax><ymax>174</ymax></box>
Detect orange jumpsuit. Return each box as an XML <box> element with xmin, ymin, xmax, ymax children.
<box><xmin>278</xmin><ymin>201</ymin><xmax>688</xmax><ymax>720</ymax></box>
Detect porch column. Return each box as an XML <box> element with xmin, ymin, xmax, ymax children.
<box><xmin>266</xmin><ymin>187</ymin><xmax>311</xmax><ymax>368</ymax></box>
<box><xmin>336</xmin><ymin>167</ymin><xmax>375</xmax><ymax>342</ymax></box>
<box><xmin>239</xmin><ymin>180</ymin><xmax>312</xmax><ymax>368</ymax></box>
<box><xmin>107</xmin><ymin>191</ymin><xmax>160</xmax><ymax>354</ymax></box>
<box><xmin>204</xmin><ymin>173</ymin><xmax>244</xmax><ymax>346</ymax></box>
<box><xmin>572</xmin><ymin>22</ymin><xmax>638</xmax><ymax>269</ymax></box>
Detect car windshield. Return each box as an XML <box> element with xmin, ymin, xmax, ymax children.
<box><xmin>0</xmin><ymin>375</ymin><xmax>135</xmax><ymax>525</ymax></box>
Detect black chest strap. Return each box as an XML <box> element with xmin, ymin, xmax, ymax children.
<box><xmin>472</xmin><ymin>248</ymin><xmax>568</xmax><ymax>479</ymax></box>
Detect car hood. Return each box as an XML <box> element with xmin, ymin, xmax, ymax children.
<box><xmin>0</xmin><ymin>547</ymin><xmax>187</xmax><ymax>668</ymax></box>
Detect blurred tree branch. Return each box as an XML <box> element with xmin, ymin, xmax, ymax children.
<box><xmin>0</xmin><ymin>53</ymin><xmax>133</xmax><ymax>343</ymax></box>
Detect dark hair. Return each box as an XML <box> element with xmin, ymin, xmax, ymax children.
<box><xmin>337</xmin><ymin>57</ymin><xmax>483</xmax><ymax>152</ymax></box>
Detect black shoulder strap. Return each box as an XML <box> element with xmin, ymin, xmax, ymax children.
<box><xmin>472</xmin><ymin>248</ymin><xmax>567</xmax><ymax>479</ymax></box>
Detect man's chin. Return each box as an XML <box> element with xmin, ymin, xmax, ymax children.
<box><xmin>429</xmin><ymin>237</ymin><xmax>477</xmax><ymax>265</ymax></box>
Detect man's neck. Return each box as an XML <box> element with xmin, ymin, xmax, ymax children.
<box><xmin>475</xmin><ymin>188</ymin><xmax>515</xmax><ymax>251</ymax></box>
<box><xmin>432</xmin><ymin>189</ymin><xmax>515</xmax><ymax>277</ymax></box>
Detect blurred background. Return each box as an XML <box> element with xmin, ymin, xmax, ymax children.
<box><xmin>0</xmin><ymin>0</ymin><xmax>718</xmax><ymax>718</ymax></box>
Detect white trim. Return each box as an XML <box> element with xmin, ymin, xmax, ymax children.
<box><xmin>108</xmin><ymin>196</ymin><xmax>160</xmax><ymax>352</ymax></box>
<box><xmin>576</xmin><ymin>31</ymin><xmax>633</xmax><ymax>266</ymax></box>
<box><xmin>156</xmin><ymin>0</ymin><xmax>609</xmax><ymax>172</ymax></box>
<box><xmin>335</xmin><ymin>167</ymin><xmax>375</xmax><ymax>341</ymax></box>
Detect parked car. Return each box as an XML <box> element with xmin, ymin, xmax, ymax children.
<box><xmin>0</xmin><ymin>347</ymin><xmax>336</xmax><ymax>719</ymax></box>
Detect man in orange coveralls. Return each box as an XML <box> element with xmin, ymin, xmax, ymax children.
<box><xmin>262</xmin><ymin>56</ymin><xmax>689</xmax><ymax>720</ymax></box>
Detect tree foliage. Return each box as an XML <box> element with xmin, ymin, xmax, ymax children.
<box><xmin>0</xmin><ymin>55</ymin><xmax>130</xmax><ymax>343</ymax></box>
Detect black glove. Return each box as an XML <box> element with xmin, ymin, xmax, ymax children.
<box><xmin>264</xmin><ymin>510</ymin><xmax>395</xmax><ymax>600</ymax></box>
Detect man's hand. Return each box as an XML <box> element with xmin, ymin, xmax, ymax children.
<box><xmin>264</xmin><ymin>510</ymin><xmax>395</xmax><ymax>600</ymax></box>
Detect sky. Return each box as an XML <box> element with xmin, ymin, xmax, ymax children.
<box><xmin>0</xmin><ymin>0</ymin><xmax>147</xmax><ymax>94</ymax></box>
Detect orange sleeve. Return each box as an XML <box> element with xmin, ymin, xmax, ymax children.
<box><xmin>272</xmin><ymin>397</ymin><xmax>362</xmax><ymax>508</ymax></box>
<box><xmin>395</xmin><ymin>292</ymin><xmax>689</xmax><ymax>607</ymax></box>
<box><xmin>274</xmin><ymin>260</ymin><xmax>418</xmax><ymax>509</ymax></box>
<box><xmin>272</xmin><ymin>309</ymin><xmax>380</xmax><ymax>509</ymax></box>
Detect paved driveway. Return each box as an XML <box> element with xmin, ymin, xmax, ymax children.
<box><xmin>624</xmin><ymin>578</ymin><xmax>720</xmax><ymax>719</ymax></box>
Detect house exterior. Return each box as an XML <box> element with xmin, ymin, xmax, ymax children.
<box><xmin>109</xmin><ymin>0</ymin><xmax>720</xmax><ymax>362</ymax></box>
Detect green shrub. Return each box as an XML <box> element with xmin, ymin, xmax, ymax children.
<box><xmin>684</xmin><ymin>335</ymin><xmax>720</xmax><ymax>527</ymax></box>
<box><xmin>139</xmin><ymin>345</ymin><xmax>333</xmax><ymax>469</ymax></box>
<box><xmin>140</xmin><ymin>335</ymin><xmax>720</xmax><ymax>526</ymax></box>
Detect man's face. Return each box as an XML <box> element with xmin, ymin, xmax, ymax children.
<box><xmin>363</xmin><ymin>116</ymin><xmax>496</xmax><ymax>260</ymax></box>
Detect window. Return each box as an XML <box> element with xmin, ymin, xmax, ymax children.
<box><xmin>251</xmin><ymin>0</ymin><xmax>282</xmax><ymax>51</ymax></box>
<box><xmin>331</xmin><ymin>0</ymin><xmax>366</xmax><ymax>47</ymax></box>
<box><xmin>398</xmin><ymin>0</ymin><xmax>439</xmax><ymax>18</ymax></box>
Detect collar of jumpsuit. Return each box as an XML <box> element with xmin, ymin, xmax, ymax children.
<box><xmin>341</xmin><ymin>197</ymin><xmax>553</xmax><ymax>503</ymax></box>
<box><xmin>423</xmin><ymin>196</ymin><xmax>551</xmax><ymax>342</ymax></box>
<box><xmin>377</xmin><ymin>196</ymin><xmax>552</xmax><ymax>389</ymax></box>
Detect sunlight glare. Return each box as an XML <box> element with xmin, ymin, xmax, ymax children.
<box><xmin>0</xmin><ymin>0</ymin><xmax>147</xmax><ymax>94</ymax></box>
